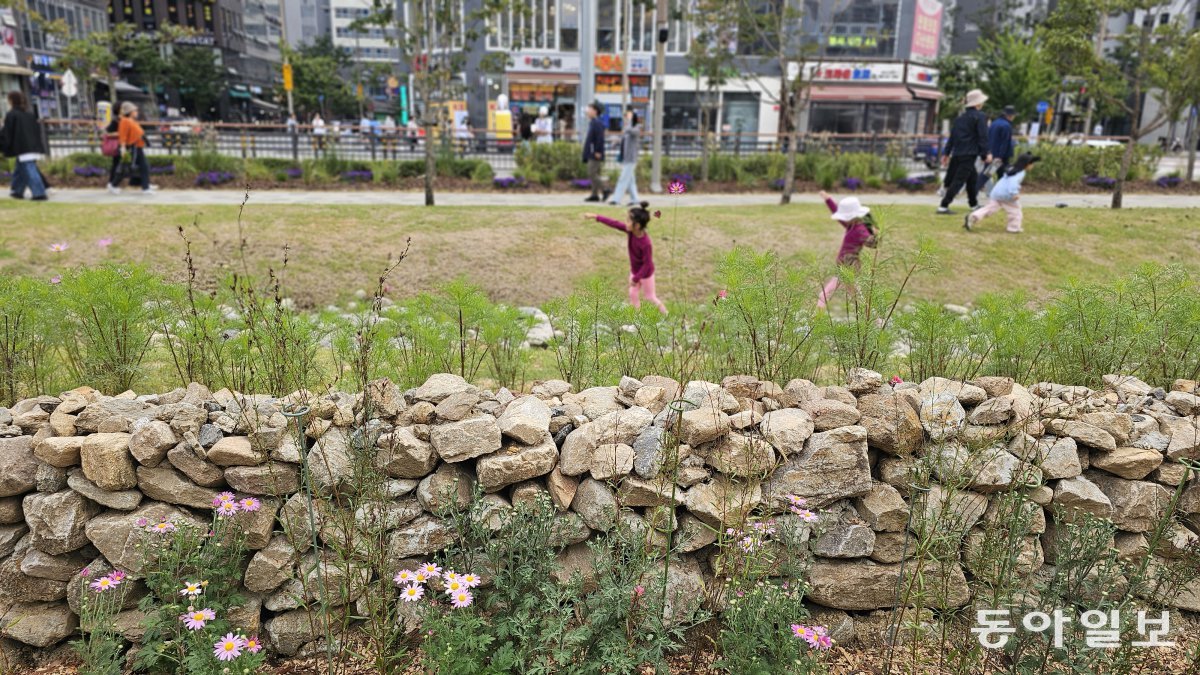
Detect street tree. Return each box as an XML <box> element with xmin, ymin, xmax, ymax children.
<box><xmin>931</xmin><ymin>54</ymin><xmax>983</xmax><ymax>122</ymax></box>
<box><xmin>687</xmin><ymin>0</ymin><xmax>739</xmax><ymax>183</ymax></box>
<box><xmin>55</xmin><ymin>23</ymin><xmax>136</xmax><ymax>109</ymax></box>
<box><xmin>355</xmin><ymin>0</ymin><xmax>529</xmax><ymax>206</ymax></box>
<box><xmin>1042</xmin><ymin>0</ymin><xmax>1198</xmax><ymax>207</ymax></box>
<box><xmin>120</xmin><ymin>25</ymin><xmax>193</xmax><ymax>116</ymax></box>
<box><xmin>167</xmin><ymin>46</ymin><xmax>224</xmax><ymax>119</ymax></box>
<box><xmin>281</xmin><ymin>36</ymin><xmax>357</xmax><ymax>119</ymax></box>
<box><xmin>974</xmin><ymin>32</ymin><xmax>1058</xmax><ymax>121</ymax></box>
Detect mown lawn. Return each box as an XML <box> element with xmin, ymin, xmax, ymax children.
<box><xmin>1</xmin><ymin>201</ymin><xmax>1196</xmax><ymax>308</ymax></box>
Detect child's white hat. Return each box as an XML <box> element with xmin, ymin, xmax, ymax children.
<box><xmin>831</xmin><ymin>197</ymin><xmax>870</xmax><ymax>222</ymax></box>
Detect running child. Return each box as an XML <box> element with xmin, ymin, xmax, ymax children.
<box><xmin>817</xmin><ymin>190</ymin><xmax>878</xmax><ymax>310</ymax></box>
<box><xmin>584</xmin><ymin>202</ymin><xmax>668</xmax><ymax>315</ymax></box>
<box><xmin>964</xmin><ymin>153</ymin><xmax>1040</xmax><ymax>234</ymax></box>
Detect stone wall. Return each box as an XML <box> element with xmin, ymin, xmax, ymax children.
<box><xmin>0</xmin><ymin>370</ymin><xmax>1198</xmax><ymax>657</ymax></box>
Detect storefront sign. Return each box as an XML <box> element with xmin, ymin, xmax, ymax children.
<box><xmin>806</xmin><ymin>62</ymin><xmax>904</xmax><ymax>83</ymax></box>
<box><xmin>0</xmin><ymin>9</ymin><xmax>18</xmax><ymax>67</ymax></box>
<box><xmin>594</xmin><ymin>54</ymin><xmax>652</xmax><ymax>75</ymax></box>
<box><xmin>509</xmin><ymin>81</ymin><xmax>578</xmax><ymax>104</ymax></box>
<box><xmin>509</xmin><ymin>52</ymin><xmax>581</xmax><ymax>73</ymax></box>
<box><xmin>828</xmin><ymin>35</ymin><xmax>878</xmax><ymax>49</ymax></box>
<box><xmin>905</xmin><ymin>64</ymin><xmax>938</xmax><ymax>86</ymax></box>
<box><xmin>595</xmin><ymin>74</ymin><xmax>651</xmax><ymax>102</ymax></box>
<box><xmin>910</xmin><ymin>0</ymin><xmax>944</xmax><ymax>60</ymax></box>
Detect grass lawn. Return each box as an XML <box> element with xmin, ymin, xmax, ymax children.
<box><xmin>1</xmin><ymin>201</ymin><xmax>1197</xmax><ymax>308</ymax></box>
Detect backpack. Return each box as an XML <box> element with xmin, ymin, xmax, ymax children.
<box><xmin>861</xmin><ymin>213</ymin><xmax>879</xmax><ymax>248</ymax></box>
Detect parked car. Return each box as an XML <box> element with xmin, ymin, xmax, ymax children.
<box><xmin>913</xmin><ymin>137</ymin><xmax>943</xmax><ymax>169</ymax></box>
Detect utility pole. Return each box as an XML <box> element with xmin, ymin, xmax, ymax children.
<box><xmin>1083</xmin><ymin>10</ymin><xmax>1108</xmax><ymax>135</ymax></box>
<box><xmin>620</xmin><ymin>0</ymin><xmax>631</xmax><ymax>111</ymax></box>
<box><xmin>650</xmin><ymin>0</ymin><xmax>667</xmax><ymax>193</ymax></box>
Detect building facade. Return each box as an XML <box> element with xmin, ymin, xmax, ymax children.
<box><xmin>282</xmin><ymin>0</ymin><xmax>332</xmax><ymax>48</ymax></box>
<box><xmin>5</xmin><ymin>0</ymin><xmax>108</xmax><ymax>118</ymax></box>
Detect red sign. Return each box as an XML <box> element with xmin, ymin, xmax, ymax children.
<box><xmin>910</xmin><ymin>0</ymin><xmax>943</xmax><ymax>60</ymax></box>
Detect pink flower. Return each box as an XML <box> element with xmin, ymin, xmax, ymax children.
<box><xmin>238</xmin><ymin>497</ymin><xmax>261</xmax><ymax>512</ymax></box>
<box><xmin>717</xmin><ymin>289</ymin><xmax>728</xmax><ymax>299</ymax></box>
<box><xmin>109</xmin><ymin>570</ymin><xmax>126</xmax><ymax>582</ymax></box>
<box><xmin>90</xmin><ymin>575</ymin><xmax>120</xmax><ymax>592</ymax></box>
<box><xmin>420</xmin><ymin>563</ymin><xmax>442</xmax><ymax>578</ymax></box>
<box><xmin>443</xmin><ymin>571</ymin><xmax>460</xmax><ymax>584</ymax></box>
<box><xmin>449</xmin><ymin>590</ymin><xmax>473</xmax><ymax>609</ymax></box>
<box><xmin>245</xmin><ymin>635</ymin><xmax>262</xmax><ymax>654</ymax></box>
<box><xmin>890</xmin><ymin>375</ymin><xmax>903</xmax><ymax>386</ymax></box>
<box><xmin>213</xmin><ymin>633</ymin><xmax>244</xmax><ymax>661</ymax></box>
<box><xmin>135</xmin><ymin>517</ymin><xmax>148</xmax><ymax>527</ymax></box>
<box><xmin>150</xmin><ymin>521</ymin><xmax>176</xmax><ymax>534</ymax></box>
<box><xmin>795</xmin><ymin>509</ymin><xmax>818</xmax><ymax>523</ymax></box>
<box><xmin>460</xmin><ymin>573</ymin><xmax>481</xmax><ymax>588</ymax></box>
<box><xmin>97</xmin><ymin>238</ymin><xmax>113</xmax><ymax>249</ymax></box>
<box><xmin>79</xmin><ymin>567</ymin><xmax>91</xmax><ymax>577</ymax></box>
<box><xmin>633</xmin><ymin>585</ymin><xmax>645</xmax><ymax>598</ymax></box>
<box><xmin>653</xmin><ymin>210</ymin><xmax>662</xmax><ymax>219</ymax></box>
<box><xmin>668</xmin><ymin>181</ymin><xmax>686</xmax><ymax>195</ymax></box>
<box><xmin>399</xmin><ymin>583</ymin><xmax>424</xmax><ymax>602</ymax></box>
<box><xmin>215</xmin><ymin>500</ymin><xmax>239</xmax><ymax>517</ymax></box>
<box><xmin>814</xmin><ymin>633</ymin><xmax>833</xmax><ymax>649</ymax></box>
<box><xmin>393</xmin><ymin>569</ymin><xmax>415</xmax><ymax>586</ymax></box>
<box><xmin>180</xmin><ymin>581</ymin><xmax>203</xmax><ymax>597</ymax></box>
<box><xmin>180</xmin><ymin>607</ymin><xmax>216</xmax><ymax>631</ymax></box>
<box><xmin>48</xmin><ymin>242</ymin><xmax>69</xmax><ymax>252</ymax></box>
<box><xmin>50</xmin><ymin>275</ymin><xmax>61</xmax><ymax>285</ymax></box>
<box><xmin>791</xmin><ymin>624</ymin><xmax>811</xmax><ymax>641</ymax></box>
<box><xmin>216</xmin><ymin>491</ymin><xmax>235</xmax><ymax>503</ymax></box>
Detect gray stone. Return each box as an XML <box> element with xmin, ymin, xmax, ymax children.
<box><xmin>0</xmin><ymin>523</ymin><xmax>28</xmax><ymax>558</ymax></box>
<box><xmin>417</xmin><ymin>463</ymin><xmax>474</xmax><ymax>512</ymax></box>
<box><xmin>136</xmin><ymin>466</ymin><xmax>220</xmax><ymax>510</ymax></box>
<box><xmin>65</xmin><ymin>469</ymin><xmax>142</xmax><ymax>510</ymax></box>
<box><xmin>245</xmin><ymin>536</ymin><xmax>299</xmax><ymax>593</ymax></box>
<box><xmin>225</xmin><ymin>462</ymin><xmax>301</xmax><ymax>495</ymax></box>
<box><xmin>705</xmin><ymin>433</ymin><xmax>775</xmax><ymax>478</ymax></box>
<box><xmin>589</xmin><ymin>443</ymin><xmax>635</xmax><ymax>480</ymax></box>
<box><xmin>678</xmin><ymin>408</ymin><xmax>730</xmax><ymax>447</ymax></box>
<box><xmin>167</xmin><ymin>443</ymin><xmax>226</xmax><ymax>488</ymax></box>
<box><xmin>1052</xmin><ymin>476</ymin><xmax>1114</xmax><ymax>522</ymax></box>
<box><xmin>916</xmin><ymin>486</ymin><xmax>989</xmax><ymax>534</ymax></box>
<box><xmin>0</xmin><ymin>555</ymin><xmax>67</xmax><ymax>602</ymax></box>
<box><xmin>85</xmin><ymin>503</ymin><xmax>205</xmax><ymax>574</ymax></box>
<box><xmin>846</xmin><ymin>368</ymin><xmax>884</xmax><ymax>395</ymax></box>
<box><xmin>808</xmin><ymin>559</ymin><xmax>969</xmax><ymax>611</ymax></box>
<box><xmin>308</xmin><ymin>428</ymin><xmax>354</xmax><ymax>491</ymax></box>
<box><xmin>35</xmin><ymin>462</ymin><xmax>67</xmax><ymax>492</ymax></box>
<box><xmin>559</xmin><ymin>407</ymin><xmax>654</xmax><ymax>476</ymax></box>
<box><xmin>572</xmin><ymin>478</ymin><xmax>619</xmax><ymax>531</ymax></box>
<box><xmin>762</xmin><ymin>426</ymin><xmax>872</xmax><ymax>508</ymax></box>
<box><xmin>0</xmin><ymin>602</ymin><xmax>77</xmax><ymax>648</ymax></box>
<box><xmin>1046</xmin><ymin>420</ymin><xmax>1117</xmax><ymax>452</ymax></box>
<box><xmin>617</xmin><ymin>476</ymin><xmax>682</xmax><ymax>507</ymax></box>
<box><xmin>919</xmin><ymin>377</ymin><xmax>988</xmax><ymax>406</ymax></box>
<box><xmin>23</xmin><ymin>490</ymin><xmax>101</xmax><ymax>554</ymax></box>
<box><xmin>477</xmin><ymin>433</ymin><xmax>559</xmax><ymax>491</ymax></box>
<box><xmin>412</xmin><ymin>373</ymin><xmax>477</xmax><ymax>404</ymax></box>
<box><xmin>19</xmin><ymin>548</ymin><xmax>90</xmax><ymax>581</ymax></box>
<box><xmin>430</xmin><ymin>415</ymin><xmax>502</xmax><ymax>463</ymax></box>
<box><xmin>388</xmin><ymin>516</ymin><xmax>455</xmax><ymax>558</ymax></box>
<box><xmin>80</xmin><ymin>433</ymin><xmax>136</xmax><ymax>491</ymax></box>
<box><xmin>812</xmin><ymin>521</ymin><xmax>876</xmax><ymax>558</ymax></box>
<box><xmin>573</xmin><ymin>386</ymin><xmax>624</xmax><ymax>420</ymax></box>
<box><xmin>801</xmin><ymin>399</ymin><xmax>862</xmax><ymax>432</ymax></box>
<box><xmin>1090</xmin><ymin>447</ymin><xmax>1164</xmax><ymax>480</ymax></box>
<box><xmin>759</xmin><ymin>409</ymin><xmax>815</xmax><ymax>457</ymax></box>
<box><xmin>1009</xmin><ymin>435</ymin><xmax>1082</xmax><ymax>480</ymax></box>
<box><xmin>366</xmin><ymin>377</ymin><xmax>407</xmax><ymax>417</ymax></box>
<box><xmin>930</xmin><ymin>443</ymin><xmax>1038</xmax><ymax>493</ymax></box>
<box><xmin>684</xmin><ymin>476</ymin><xmax>762</xmax><ymax>527</ymax></box>
<box><xmin>264</xmin><ymin>608</ymin><xmax>344</xmax><ymax>657</ymax></box>
<box><xmin>1089</xmin><ymin>473</ymin><xmax>1171</xmax><ymax>533</ymax></box>
<box><xmin>857</xmin><ymin>394</ymin><xmax>922</xmax><ymax>455</ymax></box>
<box><xmin>434</xmin><ymin>392</ymin><xmax>480</xmax><ymax>422</ymax></box>
<box><xmin>207</xmin><ymin>436</ymin><xmax>266</xmax><ymax>466</ymax></box>
<box><xmin>33</xmin><ymin>436</ymin><xmax>82</xmax><ymax>468</ymax></box>
<box><xmin>376</xmin><ymin>427</ymin><xmax>438</xmax><ymax>478</ymax></box>
<box><xmin>632</xmin><ymin>425</ymin><xmax>666</xmax><ymax>479</ymax></box>
<box><xmin>74</xmin><ymin>398</ymin><xmax>153</xmax><ymax>433</ymax></box>
<box><xmin>0</xmin><ymin>437</ymin><xmax>39</xmax><ymax>496</ymax></box>
<box><xmin>128</xmin><ymin>419</ymin><xmax>177</xmax><ymax>466</ymax></box>
<box><xmin>854</xmin><ymin>483</ymin><xmax>910</xmax><ymax>532</ymax></box>
<box><xmin>919</xmin><ymin>394</ymin><xmax>965</xmax><ymax>441</ymax></box>
<box><xmin>1163</xmin><ymin>416</ymin><xmax>1200</xmax><ymax>461</ymax></box>
<box><xmin>198</xmin><ymin>423</ymin><xmax>223</xmax><ymax>448</ymax></box>
<box><xmin>547</xmin><ymin>467</ymin><xmax>578</xmax><ymax>510</ymax></box>
<box><xmin>497</xmin><ymin>396</ymin><xmax>552</xmax><ymax>444</ymax></box>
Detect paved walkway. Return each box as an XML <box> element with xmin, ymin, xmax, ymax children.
<box><xmin>31</xmin><ymin>188</ymin><xmax>1200</xmax><ymax>209</ymax></box>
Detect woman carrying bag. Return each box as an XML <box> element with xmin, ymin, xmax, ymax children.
<box><xmin>101</xmin><ymin>115</ymin><xmax>122</xmax><ymax>194</ymax></box>
<box><xmin>115</xmin><ymin>102</ymin><xmax>157</xmax><ymax>194</ymax></box>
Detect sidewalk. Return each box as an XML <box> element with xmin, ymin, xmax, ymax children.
<box><xmin>30</xmin><ymin>188</ymin><xmax>1200</xmax><ymax>209</ymax></box>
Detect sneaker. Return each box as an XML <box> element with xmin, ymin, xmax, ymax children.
<box><xmin>106</xmin><ymin>184</ymin><xmax>121</xmax><ymax>195</ymax></box>
<box><xmin>9</xmin><ymin>193</ymin><xmax>23</xmax><ymax>200</ymax></box>
<box><xmin>936</xmin><ymin>207</ymin><xmax>953</xmax><ymax>215</ymax></box>
<box><xmin>31</xmin><ymin>195</ymin><xmax>48</xmax><ymax>201</ymax></box>
<box><xmin>602</xmin><ymin>189</ymin><xmax>612</xmax><ymax>201</ymax></box>
<box><xmin>606</xmin><ymin>201</ymin><xmax>618</xmax><ymax>206</ymax></box>
<box><xmin>584</xmin><ymin>195</ymin><xmax>600</xmax><ymax>202</ymax></box>
<box><xmin>936</xmin><ymin>186</ymin><xmax>946</xmax><ymax>199</ymax></box>
<box><xmin>141</xmin><ymin>184</ymin><xmax>159</xmax><ymax>193</ymax></box>
<box><xmin>962</xmin><ymin>214</ymin><xmax>972</xmax><ymax>231</ymax></box>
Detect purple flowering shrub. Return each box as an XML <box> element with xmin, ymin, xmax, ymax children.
<box><xmin>1084</xmin><ymin>175</ymin><xmax>1117</xmax><ymax>189</ymax></box>
<box><xmin>194</xmin><ymin>171</ymin><xmax>236</xmax><ymax>187</ymax></box>
<box><xmin>570</xmin><ymin>178</ymin><xmax>592</xmax><ymax>189</ymax></box>
<box><xmin>342</xmin><ymin>169</ymin><xmax>374</xmax><ymax>182</ymax></box>
<box><xmin>1156</xmin><ymin>175</ymin><xmax>1182</xmax><ymax>189</ymax></box>
<box><xmin>74</xmin><ymin>165</ymin><xmax>106</xmax><ymax>178</ymax></box>
<box><xmin>843</xmin><ymin>177</ymin><xmax>864</xmax><ymax>191</ymax></box>
<box><xmin>493</xmin><ymin>176</ymin><xmax>527</xmax><ymax>189</ymax></box>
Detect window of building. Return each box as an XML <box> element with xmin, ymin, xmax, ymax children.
<box><xmin>490</xmin><ymin>0</ymin><xmax>569</xmax><ymax>50</ymax></box>
<box><xmin>403</xmin><ymin>0</ymin><xmax>465</xmax><ymax>50</ymax></box>
<box><xmin>560</xmin><ymin>0</ymin><xmax>578</xmax><ymax>50</ymax></box>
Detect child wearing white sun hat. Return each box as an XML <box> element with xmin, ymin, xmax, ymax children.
<box><xmin>817</xmin><ymin>190</ymin><xmax>878</xmax><ymax>310</ymax></box>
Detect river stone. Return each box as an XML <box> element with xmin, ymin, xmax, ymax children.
<box><xmin>430</xmin><ymin>415</ymin><xmax>502</xmax><ymax>463</ymax></box>
<box><xmin>857</xmin><ymin>394</ymin><xmax>922</xmax><ymax>455</ymax></box>
<box><xmin>66</xmin><ymin>469</ymin><xmax>142</xmax><ymax>510</ymax></box>
<box><xmin>497</xmin><ymin>396</ymin><xmax>552</xmax><ymax>444</ymax></box>
<box><xmin>23</xmin><ymin>490</ymin><xmax>102</xmax><ymax>555</ymax></box>
<box><xmin>762</xmin><ymin>425</ymin><xmax>872</xmax><ymax>508</ymax></box>
<box><xmin>80</xmin><ymin>433</ymin><xmax>136</xmax><ymax>491</ymax></box>
<box><xmin>759</xmin><ymin>409</ymin><xmax>815</xmax><ymax>457</ymax></box>
<box><xmin>0</xmin><ymin>437</ymin><xmax>39</xmax><ymax>497</ymax></box>
<box><xmin>477</xmin><ymin>433</ymin><xmax>559</xmax><ymax>491</ymax></box>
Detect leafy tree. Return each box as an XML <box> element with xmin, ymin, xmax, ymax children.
<box><xmin>931</xmin><ymin>54</ymin><xmax>983</xmax><ymax>122</ymax></box>
<box><xmin>120</xmin><ymin>26</ymin><xmax>192</xmax><ymax>116</ymax></box>
<box><xmin>168</xmin><ymin>47</ymin><xmax>224</xmax><ymax>120</ymax></box>
<box><xmin>975</xmin><ymin>32</ymin><xmax>1058</xmax><ymax>121</ymax></box>
<box><xmin>56</xmin><ymin>23</ymin><xmax>137</xmax><ymax>109</ymax></box>
<box><xmin>1042</xmin><ymin>0</ymin><xmax>1198</xmax><ymax>207</ymax></box>
<box><xmin>687</xmin><ymin>0</ymin><xmax>740</xmax><ymax>182</ymax></box>
<box><xmin>282</xmin><ymin>36</ymin><xmax>356</xmax><ymax>120</ymax></box>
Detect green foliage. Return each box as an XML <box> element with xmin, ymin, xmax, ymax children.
<box><xmin>71</xmin><ymin>571</ymin><xmax>124</xmax><ymax>675</ymax></box>
<box><xmin>0</xmin><ymin>276</ymin><xmax>54</xmax><ymax>406</ymax></box>
<box><xmin>282</xmin><ymin>36</ymin><xmax>357</xmax><ymax>119</ymax></box>
<box><xmin>516</xmin><ymin>142</ymin><xmax>587</xmax><ymax>181</ymax></box>
<box><xmin>932</xmin><ymin>54</ymin><xmax>985</xmax><ymax>121</ymax></box>
<box><xmin>57</xmin><ymin>265</ymin><xmax>163</xmax><ymax>394</ymax></box>
<box><xmin>169</xmin><ymin>47</ymin><xmax>224</xmax><ymax>119</ymax></box>
<box><xmin>545</xmin><ymin>277</ymin><xmax>621</xmax><ymax>389</ymax></box>
<box><xmin>1025</xmin><ymin>143</ymin><xmax>1160</xmax><ymax>183</ymax></box>
<box><xmin>974</xmin><ymin>32</ymin><xmax>1058</xmax><ymax>121</ymax></box>
<box><xmin>894</xmin><ymin>301</ymin><xmax>988</xmax><ymax>383</ymax></box>
<box><xmin>469</xmin><ymin>160</ymin><xmax>495</xmax><ymax>183</ymax></box>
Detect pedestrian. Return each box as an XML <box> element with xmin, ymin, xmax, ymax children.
<box><xmin>937</xmin><ymin>89</ymin><xmax>991</xmax><ymax>215</ymax></box>
<box><xmin>977</xmin><ymin>104</ymin><xmax>1016</xmax><ymax>193</ymax></box>
<box><xmin>582</xmin><ymin>101</ymin><xmax>610</xmax><ymax>202</ymax></box>
<box><xmin>534</xmin><ymin>106</ymin><xmax>554</xmax><ymax>144</ymax></box>
<box><xmin>103</xmin><ymin>114</ymin><xmax>122</xmax><ymax>194</ymax></box>
<box><xmin>406</xmin><ymin>118</ymin><xmax>419</xmax><ymax>150</ymax></box>
<box><xmin>311</xmin><ymin>113</ymin><xmax>326</xmax><ymax>155</ymax></box>
<box><xmin>608</xmin><ymin>106</ymin><xmax>641</xmax><ymax>206</ymax></box>
<box><xmin>518</xmin><ymin>111</ymin><xmax>533</xmax><ymax>151</ymax></box>
<box><xmin>286</xmin><ymin>114</ymin><xmax>298</xmax><ymax>135</ymax></box>
<box><xmin>382</xmin><ymin>115</ymin><xmax>396</xmax><ymax>137</ymax></box>
<box><xmin>817</xmin><ymin>190</ymin><xmax>878</xmax><ymax>310</ymax></box>
<box><xmin>583</xmin><ymin>203</ymin><xmax>667</xmax><ymax>314</ymax></box>
<box><xmin>1</xmin><ymin>91</ymin><xmax>49</xmax><ymax>201</ymax></box>
<box><xmin>115</xmin><ymin>101</ymin><xmax>157</xmax><ymax>194</ymax></box>
<box><xmin>964</xmin><ymin>153</ymin><xmax>1040</xmax><ymax>235</ymax></box>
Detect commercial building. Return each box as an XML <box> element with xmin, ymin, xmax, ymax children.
<box><xmin>283</xmin><ymin>0</ymin><xmax>331</xmax><ymax>49</ymax></box>
<box><xmin>3</xmin><ymin>0</ymin><xmax>107</xmax><ymax>118</ymax></box>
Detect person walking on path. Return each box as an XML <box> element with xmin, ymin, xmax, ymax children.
<box><xmin>964</xmin><ymin>153</ymin><xmax>1040</xmax><ymax>234</ymax></box>
<box><xmin>583</xmin><ymin>102</ymin><xmax>610</xmax><ymax>202</ymax></box>
<box><xmin>608</xmin><ymin>107</ymin><xmax>641</xmax><ymax>206</ymax></box>
<box><xmin>977</xmin><ymin>105</ymin><xmax>1016</xmax><ymax>192</ymax></box>
<box><xmin>103</xmin><ymin>115</ymin><xmax>123</xmax><ymax>194</ymax></box>
<box><xmin>938</xmin><ymin>89</ymin><xmax>991</xmax><ymax>215</ymax></box>
<box><xmin>1</xmin><ymin>91</ymin><xmax>49</xmax><ymax>201</ymax></box>
<box><xmin>115</xmin><ymin>102</ymin><xmax>157</xmax><ymax>194</ymax></box>
<box><xmin>534</xmin><ymin>106</ymin><xmax>554</xmax><ymax>144</ymax></box>
<box><xmin>583</xmin><ymin>203</ymin><xmax>667</xmax><ymax>314</ymax></box>
<box><xmin>311</xmin><ymin>113</ymin><xmax>326</xmax><ymax>156</ymax></box>
<box><xmin>817</xmin><ymin>190</ymin><xmax>878</xmax><ymax>310</ymax></box>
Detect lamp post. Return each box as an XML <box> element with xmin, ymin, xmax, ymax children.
<box><xmin>650</xmin><ymin>0</ymin><xmax>666</xmax><ymax>193</ymax></box>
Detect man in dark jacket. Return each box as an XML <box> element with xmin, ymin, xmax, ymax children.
<box><xmin>977</xmin><ymin>105</ymin><xmax>1016</xmax><ymax>192</ymax></box>
<box><xmin>582</xmin><ymin>101</ymin><xmax>609</xmax><ymax>202</ymax></box>
<box><xmin>1</xmin><ymin>91</ymin><xmax>48</xmax><ymax>200</ymax></box>
<box><xmin>938</xmin><ymin>89</ymin><xmax>991</xmax><ymax>214</ymax></box>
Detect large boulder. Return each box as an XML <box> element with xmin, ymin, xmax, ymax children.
<box><xmin>0</xmin><ymin>602</ymin><xmax>77</xmax><ymax>648</ymax></box>
<box><xmin>80</xmin><ymin>433</ymin><xmax>137</xmax><ymax>491</ymax></box>
<box><xmin>85</xmin><ymin>502</ymin><xmax>205</xmax><ymax>573</ymax></box>
<box><xmin>0</xmin><ymin>555</ymin><xmax>67</xmax><ymax>602</ymax></box>
<box><xmin>759</xmin><ymin>409</ymin><xmax>815</xmax><ymax>457</ymax></box>
<box><xmin>477</xmin><ymin>433</ymin><xmax>559</xmax><ymax>491</ymax></box>
<box><xmin>497</xmin><ymin>396</ymin><xmax>552</xmax><ymax>444</ymax></box>
<box><xmin>33</xmin><ymin>436</ymin><xmax>82</xmax><ymax>468</ymax></box>
<box><xmin>0</xmin><ymin>437</ymin><xmax>39</xmax><ymax>496</ymax></box>
<box><xmin>807</xmin><ymin>560</ymin><xmax>970</xmax><ymax>610</ymax></box>
<box><xmin>430</xmin><ymin>415</ymin><xmax>502</xmax><ymax>463</ymax></box>
<box><xmin>857</xmin><ymin>394</ymin><xmax>922</xmax><ymax>455</ymax></box>
<box><xmin>23</xmin><ymin>490</ymin><xmax>102</xmax><ymax>555</ymax></box>
<box><xmin>559</xmin><ymin>407</ymin><xmax>654</xmax><ymax>476</ymax></box>
<box><xmin>762</xmin><ymin>426</ymin><xmax>872</xmax><ymax>508</ymax></box>
<box><xmin>136</xmin><ymin>466</ymin><xmax>220</xmax><ymax>510</ymax></box>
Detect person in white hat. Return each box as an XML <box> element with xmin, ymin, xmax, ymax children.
<box><xmin>817</xmin><ymin>190</ymin><xmax>878</xmax><ymax>310</ymax></box>
<box><xmin>938</xmin><ymin>88</ymin><xmax>991</xmax><ymax>215</ymax></box>
<box><xmin>534</xmin><ymin>106</ymin><xmax>554</xmax><ymax>144</ymax></box>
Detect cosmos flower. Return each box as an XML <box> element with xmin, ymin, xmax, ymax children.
<box><xmin>213</xmin><ymin>633</ymin><xmax>244</xmax><ymax>661</ymax></box>
<box><xmin>449</xmin><ymin>590</ymin><xmax>473</xmax><ymax>609</ymax></box>
<box><xmin>668</xmin><ymin>181</ymin><xmax>686</xmax><ymax>195</ymax></box>
<box><xmin>48</xmin><ymin>242</ymin><xmax>69</xmax><ymax>252</ymax></box>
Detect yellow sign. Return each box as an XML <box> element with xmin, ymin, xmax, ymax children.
<box><xmin>387</xmin><ymin>76</ymin><xmax>399</xmax><ymax>90</ymax></box>
<box><xmin>356</xmin><ymin>83</ymin><xmax>364</xmax><ymax>100</ymax></box>
<box><xmin>282</xmin><ymin>63</ymin><xmax>293</xmax><ymax>91</ymax></box>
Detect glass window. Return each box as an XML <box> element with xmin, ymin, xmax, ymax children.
<box><xmin>560</xmin><ymin>0</ymin><xmax>578</xmax><ymax>50</ymax></box>
<box><xmin>597</xmin><ymin>0</ymin><xmax>615</xmax><ymax>51</ymax></box>
<box><xmin>809</xmin><ymin>103</ymin><xmax>863</xmax><ymax>134</ymax></box>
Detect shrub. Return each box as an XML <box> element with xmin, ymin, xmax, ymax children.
<box><xmin>396</xmin><ymin>160</ymin><xmax>426</xmax><ymax>178</ymax></box>
<box><xmin>471</xmin><ymin>161</ymin><xmax>495</xmax><ymax>183</ymax></box>
<box><xmin>1024</xmin><ymin>143</ymin><xmax>1160</xmax><ymax>185</ymax></box>
<box><xmin>0</xmin><ymin>276</ymin><xmax>54</xmax><ymax>406</ymax></box>
<box><xmin>516</xmin><ymin>141</ymin><xmax>587</xmax><ymax>180</ymax></box>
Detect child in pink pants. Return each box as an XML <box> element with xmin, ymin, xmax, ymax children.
<box><xmin>817</xmin><ymin>191</ymin><xmax>877</xmax><ymax>309</ymax></box>
<box><xmin>965</xmin><ymin>153</ymin><xmax>1040</xmax><ymax>234</ymax></box>
<box><xmin>585</xmin><ymin>202</ymin><xmax>668</xmax><ymax>315</ymax></box>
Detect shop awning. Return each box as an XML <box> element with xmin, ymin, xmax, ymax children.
<box><xmin>909</xmin><ymin>87</ymin><xmax>944</xmax><ymax>101</ymax></box>
<box><xmin>808</xmin><ymin>85</ymin><xmax>929</xmax><ymax>102</ymax></box>
<box><xmin>229</xmin><ymin>89</ymin><xmax>252</xmax><ymax>100</ymax></box>
<box><xmin>0</xmin><ymin>65</ymin><xmax>34</xmax><ymax>76</ymax></box>
<box><xmin>250</xmin><ymin>97</ymin><xmax>279</xmax><ymax>111</ymax></box>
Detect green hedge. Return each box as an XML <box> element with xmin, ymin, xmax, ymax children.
<box><xmin>1019</xmin><ymin>143</ymin><xmax>1162</xmax><ymax>184</ymax></box>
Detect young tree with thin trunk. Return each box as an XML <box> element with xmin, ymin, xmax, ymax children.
<box><xmin>687</xmin><ymin>0</ymin><xmax>738</xmax><ymax>183</ymax></box>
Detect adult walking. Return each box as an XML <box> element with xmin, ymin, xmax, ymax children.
<box><xmin>608</xmin><ymin>107</ymin><xmax>641</xmax><ymax>206</ymax></box>
<box><xmin>311</xmin><ymin>113</ymin><xmax>326</xmax><ymax>156</ymax></box>
<box><xmin>582</xmin><ymin>102</ymin><xmax>609</xmax><ymax>203</ymax></box>
<box><xmin>534</xmin><ymin>106</ymin><xmax>554</xmax><ymax>144</ymax></box>
<box><xmin>115</xmin><ymin>101</ymin><xmax>157</xmax><ymax>194</ymax></box>
<box><xmin>977</xmin><ymin>105</ymin><xmax>1016</xmax><ymax>192</ymax></box>
<box><xmin>1</xmin><ymin>91</ymin><xmax>48</xmax><ymax>201</ymax></box>
<box><xmin>937</xmin><ymin>89</ymin><xmax>990</xmax><ymax>215</ymax></box>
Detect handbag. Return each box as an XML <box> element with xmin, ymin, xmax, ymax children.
<box><xmin>101</xmin><ymin>135</ymin><xmax>120</xmax><ymax>157</ymax></box>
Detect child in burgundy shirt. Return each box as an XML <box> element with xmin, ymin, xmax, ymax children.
<box><xmin>818</xmin><ymin>191</ymin><xmax>877</xmax><ymax>309</ymax></box>
<box><xmin>584</xmin><ymin>202</ymin><xmax>668</xmax><ymax>315</ymax></box>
